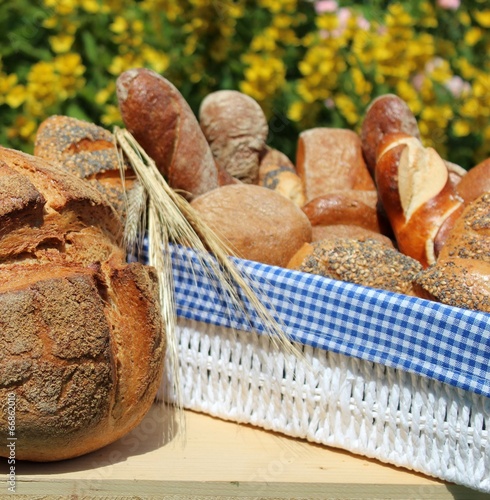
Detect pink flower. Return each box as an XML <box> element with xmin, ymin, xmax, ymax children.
<box><xmin>445</xmin><ymin>76</ymin><xmax>470</xmax><ymax>98</ymax></box>
<box><xmin>315</xmin><ymin>0</ymin><xmax>338</xmax><ymax>14</ymax></box>
<box><xmin>437</xmin><ymin>0</ymin><xmax>460</xmax><ymax>10</ymax></box>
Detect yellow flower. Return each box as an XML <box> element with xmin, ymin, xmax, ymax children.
<box><xmin>101</xmin><ymin>105</ymin><xmax>122</xmax><ymax>127</ymax></box>
<box><xmin>0</xmin><ymin>73</ymin><xmax>18</xmax><ymax>102</ymax></box>
<box><xmin>460</xmin><ymin>97</ymin><xmax>480</xmax><ymax>119</ymax></box>
<box><xmin>465</xmin><ymin>27</ymin><xmax>483</xmax><ymax>46</ymax></box>
<box><xmin>5</xmin><ymin>85</ymin><xmax>27</xmax><ymax>108</ymax></box>
<box><xmin>335</xmin><ymin>94</ymin><xmax>358</xmax><ymax>125</ymax></box>
<box><xmin>287</xmin><ymin>101</ymin><xmax>304</xmax><ymax>122</ymax></box>
<box><xmin>453</xmin><ymin>120</ymin><xmax>471</xmax><ymax>137</ymax></box>
<box><xmin>80</xmin><ymin>0</ymin><xmax>100</xmax><ymax>13</ymax></box>
<box><xmin>54</xmin><ymin>53</ymin><xmax>85</xmax><ymax>78</ymax></box>
<box><xmin>141</xmin><ymin>46</ymin><xmax>170</xmax><ymax>73</ymax></box>
<box><xmin>95</xmin><ymin>82</ymin><xmax>116</xmax><ymax>105</ymax></box>
<box><xmin>49</xmin><ymin>34</ymin><xmax>75</xmax><ymax>53</ymax></box>
<box><xmin>110</xmin><ymin>16</ymin><xmax>128</xmax><ymax>34</ymax></box>
<box><xmin>473</xmin><ymin>9</ymin><xmax>490</xmax><ymax>28</ymax></box>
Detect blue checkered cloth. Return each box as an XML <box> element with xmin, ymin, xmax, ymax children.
<box><xmin>142</xmin><ymin>244</ymin><xmax>490</xmax><ymax>399</ymax></box>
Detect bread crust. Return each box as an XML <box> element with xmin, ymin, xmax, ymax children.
<box><xmin>117</xmin><ymin>68</ymin><xmax>219</xmax><ymax>199</ymax></box>
<box><xmin>296</xmin><ymin>128</ymin><xmax>375</xmax><ymax>203</ymax></box>
<box><xmin>191</xmin><ymin>184</ymin><xmax>312</xmax><ymax>267</ymax></box>
<box><xmin>34</xmin><ymin>115</ymin><xmax>135</xmax><ymax>216</ymax></box>
<box><xmin>0</xmin><ymin>147</ymin><xmax>165</xmax><ymax>461</ymax></box>
<box><xmin>199</xmin><ymin>90</ymin><xmax>268</xmax><ymax>184</ymax></box>
<box><xmin>0</xmin><ymin>261</ymin><xmax>164</xmax><ymax>461</ymax></box>
<box><xmin>287</xmin><ymin>238</ymin><xmax>422</xmax><ymax>296</ymax></box>
<box><xmin>0</xmin><ymin>146</ymin><xmax>124</xmax><ymax>266</ymax></box>
<box><xmin>360</xmin><ymin>94</ymin><xmax>421</xmax><ymax>176</ymax></box>
<box><xmin>302</xmin><ymin>190</ymin><xmax>380</xmax><ymax>232</ymax></box>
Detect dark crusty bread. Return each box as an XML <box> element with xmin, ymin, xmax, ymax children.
<box><xmin>116</xmin><ymin>68</ymin><xmax>220</xmax><ymax>199</ymax></box>
<box><xmin>0</xmin><ymin>146</ymin><xmax>124</xmax><ymax>266</ymax></box>
<box><xmin>0</xmin><ymin>260</ymin><xmax>164</xmax><ymax>461</ymax></box>
<box><xmin>199</xmin><ymin>90</ymin><xmax>268</xmax><ymax>184</ymax></box>
<box><xmin>287</xmin><ymin>238</ymin><xmax>423</xmax><ymax>296</ymax></box>
<box><xmin>0</xmin><ymin>147</ymin><xmax>165</xmax><ymax>461</ymax></box>
<box><xmin>190</xmin><ymin>184</ymin><xmax>312</xmax><ymax>268</ymax></box>
<box><xmin>34</xmin><ymin>115</ymin><xmax>135</xmax><ymax>216</ymax></box>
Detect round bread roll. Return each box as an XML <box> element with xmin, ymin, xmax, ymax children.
<box><xmin>0</xmin><ymin>147</ymin><xmax>165</xmax><ymax>461</ymax></box>
<box><xmin>190</xmin><ymin>184</ymin><xmax>312</xmax><ymax>267</ymax></box>
<box><xmin>455</xmin><ymin>157</ymin><xmax>490</xmax><ymax>204</ymax></box>
<box><xmin>199</xmin><ymin>90</ymin><xmax>268</xmax><ymax>184</ymax></box>
<box><xmin>287</xmin><ymin>238</ymin><xmax>423</xmax><ymax>296</ymax></box>
<box><xmin>413</xmin><ymin>258</ymin><xmax>490</xmax><ymax>312</ymax></box>
<box><xmin>0</xmin><ymin>260</ymin><xmax>165</xmax><ymax>461</ymax></box>
<box><xmin>302</xmin><ymin>190</ymin><xmax>380</xmax><ymax>233</ymax></box>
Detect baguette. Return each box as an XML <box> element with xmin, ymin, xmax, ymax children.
<box><xmin>116</xmin><ymin>68</ymin><xmax>220</xmax><ymax>199</ymax></box>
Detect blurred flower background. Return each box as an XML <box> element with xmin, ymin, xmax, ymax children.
<box><xmin>0</xmin><ymin>0</ymin><xmax>489</xmax><ymax>169</ymax></box>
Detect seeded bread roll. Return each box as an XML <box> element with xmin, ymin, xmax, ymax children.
<box><xmin>116</xmin><ymin>68</ymin><xmax>220</xmax><ymax>199</ymax></box>
<box><xmin>413</xmin><ymin>258</ymin><xmax>490</xmax><ymax>312</ymax></box>
<box><xmin>296</xmin><ymin>128</ymin><xmax>375</xmax><ymax>203</ymax></box>
<box><xmin>360</xmin><ymin>94</ymin><xmax>421</xmax><ymax>176</ymax></box>
<box><xmin>311</xmin><ymin>224</ymin><xmax>394</xmax><ymax>247</ymax></box>
<box><xmin>0</xmin><ymin>147</ymin><xmax>165</xmax><ymax>461</ymax></box>
<box><xmin>199</xmin><ymin>90</ymin><xmax>268</xmax><ymax>184</ymax></box>
<box><xmin>190</xmin><ymin>184</ymin><xmax>312</xmax><ymax>267</ymax></box>
<box><xmin>34</xmin><ymin>115</ymin><xmax>135</xmax><ymax>216</ymax></box>
<box><xmin>413</xmin><ymin>193</ymin><xmax>490</xmax><ymax>312</ymax></box>
<box><xmin>258</xmin><ymin>147</ymin><xmax>306</xmax><ymax>207</ymax></box>
<box><xmin>287</xmin><ymin>238</ymin><xmax>423</xmax><ymax>296</ymax></box>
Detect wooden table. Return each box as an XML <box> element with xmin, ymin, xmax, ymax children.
<box><xmin>6</xmin><ymin>404</ymin><xmax>490</xmax><ymax>499</ymax></box>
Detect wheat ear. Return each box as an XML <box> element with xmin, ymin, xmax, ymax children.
<box><xmin>114</xmin><ymin>127</ymin><xmax>304</xmax><ymax>419</ymax></box>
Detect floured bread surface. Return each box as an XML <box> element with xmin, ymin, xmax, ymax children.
<box><xmin>0</xmin><ymin>147</ymin><xmax>166</xmax><ymax>461</ymax></box>
<box><xmin>0</xmin><ymin>260</ymin><xmax>165</xmax><ymax>461</ymax></box>
<box><xmin>0</xmin><ymin>146</ymin><xmax>124</xmax><ymax>266</ymax></box>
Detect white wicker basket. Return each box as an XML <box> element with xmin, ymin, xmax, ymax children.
<box><xmin>159</xmin><ymin>248</ymin><xmax>490</xmax><ymax>493</ymax></box>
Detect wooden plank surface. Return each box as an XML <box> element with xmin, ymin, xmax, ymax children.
<box><xmin>4</xmin><ymin>405</ymin><xmax>489</xmax><ymax>499</ymax></box>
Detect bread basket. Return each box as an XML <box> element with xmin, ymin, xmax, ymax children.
<box><xmin>155</xmin><ymin>245</ymin><xmax>490</xmax><ymax>494</ymax></box>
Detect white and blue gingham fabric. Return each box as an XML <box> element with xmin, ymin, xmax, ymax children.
<box><xmin>144</xmin><ymin>244</ymin><xmax>490</xmax><ymax>399</ymax></box>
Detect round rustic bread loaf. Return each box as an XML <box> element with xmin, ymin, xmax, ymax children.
<box><xmin>199</xmin><ymin>90</ymin><xmax>268</xmax><ymax>184</ymax></box>
<box><xmin>0</xmin><ymin>147</ymin><xmax>165</xmax><ymax>461</ymax></box>
<box><xmin>190</xmin><ymin>184</ymin><xmax>312</xmax><ymax>267</ymax></box>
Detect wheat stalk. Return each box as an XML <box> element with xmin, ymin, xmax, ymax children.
<box><xmin>114</xmin><ymin>127</ymin><xmax>303</xmax><ymax>428</ymax></box>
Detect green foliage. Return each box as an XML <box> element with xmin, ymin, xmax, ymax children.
<box><xmin>0</xmin><ymin>0</ymin><xmax>489</xmax><ymax>168</ymax></box>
